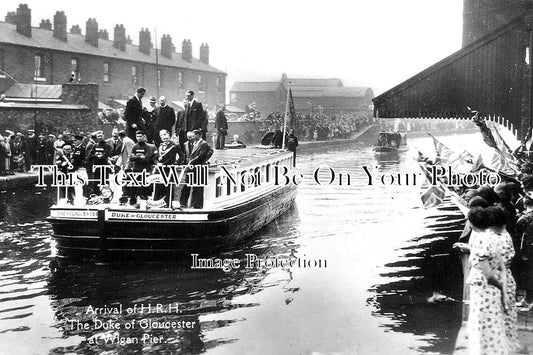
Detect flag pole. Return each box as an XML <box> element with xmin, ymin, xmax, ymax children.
<box><xmin>282</xmin><ymin>81</ymin><xmax>291</xmax><ymax>149</ymax></box>
<box><xmin>155</xmin><ymin>28</ymin><xmax>160</xmax><ymax>99</ymax></box>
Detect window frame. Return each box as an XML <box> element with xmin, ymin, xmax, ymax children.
<box><xmin>103</xmin><ymin>62</ymin><xmax>110</xmax><ymax>83</ymax></box>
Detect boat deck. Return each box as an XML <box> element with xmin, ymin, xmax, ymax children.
<box><xmin>208</xmin><ymin>146</ymin><xmax>288</xmax><ymax>168</ymax></box>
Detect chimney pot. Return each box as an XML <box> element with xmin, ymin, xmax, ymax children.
<box><xmin>98</xmin><ymin>29</ymin><xmax>109</xmax><ymax>40</ymax></box>
<box><xmin>39</xmin><ymin>19</ymin><xmax>52</xmax><ymax>30</ymax></box>
<box><xmin>53</xmin><ymin>11</ymin><xmax>67</xmax><ymax>41</ymax></box>
<box><xmin>181</xmin><ymin>39</ymin><xmax>192</xmax><ymax>62</ymax></box>
<box><xmin>70</xmin><ymin>24</ymin><xmax>81</xmax><ymax>35</ymax></box>
<box><xmin>113</xmin><ymin>24</ymin><xmax>126</xmax><ymax>51</ymax></box>
<box><xmin>85</xmin><ymin>18</ymin><xmax>98</xmax><ymax>47</ymax></box>
<box><xmin>139</xmin><ymin>28</ymin><xmax>151</xmax><ymax>55</ymax></box>
<box><xmin>5</xmin><ymin>11</ymin><xmax>16</xmax><ymax>24</ymax></box>
<box><xmin>200</xmin><ymin>43</ymin><xmax>209</xmax><ymax>65</ymax></box>
<box><xmin>16</xmin><ymin>4</ymin><xmax>32</xmax><ymax>37</ymax></box>
<box><xmin>161</xmin><ymin>34</ymin><xmax>173</xmax><ymax>59</ymax></box>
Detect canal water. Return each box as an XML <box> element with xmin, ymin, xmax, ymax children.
<box><xmin>0</xmin><ymin>131</ymin><xmax>480</xmax><ymax>354</ymax></box>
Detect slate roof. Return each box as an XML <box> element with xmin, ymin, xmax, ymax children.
<box><xmin>3</xmin><ymin>83</ymin><xmax>62</xmax><ymax>99</ymax></box>
<box><xmin>292</xmin><ymin>87</ymin><xmax>373</xmax><ymax>98</ymax></box>
<box><xmin>0</xmin><ymin>102</ymin><xmax>88</xmax><ymax>110</ymax></box>
<box><xmin>230</xmin><ymin>82</ymin><xmax>282</xmax><ymax>92</ymax></box>
<box><xmin>0</xmin><ymin>22</ymin><xmax>225</xmax><ymax>74</ymax></box>
<box><xmin>288</xmin><ymin>78</ymin><xmax>343</xmax><ymax>87</ymax></box>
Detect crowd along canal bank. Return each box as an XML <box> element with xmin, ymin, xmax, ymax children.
<box><xmin>0</xmin><ymin>125</ymin><xmax>378</xmax><ymax>191</ymax></box>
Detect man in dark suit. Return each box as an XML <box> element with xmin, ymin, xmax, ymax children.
<box><xmin>179</xmin><ymin>129</ymin><xmax>213</xmax><ymax>209</ymax></box>
<box><xmin>214</xmin><ymin>104</ymin><xmax>228</xmax><ymax>149</ymax></box>
<box><xmin>106</xmin><ymin>127</ymin><xmax>123</xmax><ymax>166</ymax></box>
<box><xmin>124</xmin><ymin>87</ymin><xmax>146</xmax><ymax>141</ymax></box>
<box><xmin>183</xmin><ymin>90</ymin><xmax>205</xmax><ymax>136</ymax></box>
<box><xmin>155</xmin><ymin>96</ymin><xmax>176</xmax><ymax>146</ymax></box>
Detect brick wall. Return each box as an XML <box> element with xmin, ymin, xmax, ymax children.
<box><xmin>0</xmin><ymin>83</ymin><xmax>100</xmax><ymax>135</ymax></box>
<box><xmin>0</xmin><ymin>107</ymin><xmax>95</xmax><ymax>135</ymax></box>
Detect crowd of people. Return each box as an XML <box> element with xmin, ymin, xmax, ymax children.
<box><xmin>0</xmin><ymin>129</ymin><xmax>69</xmax><ymax>175</ymax></box>
<box><xmin>450</xmin><ymin>139</ymin><xmax>533</xmax><ymax>353</ymax></box>
<box><xmin>264</xmin><ymin>111</ymin><xmax>375</xmax><ymax>142</ymax></box>
<box><xmin>1</xmin><ymin>88</ymin><xmax>232</xmax><ymax>210</ymax></box>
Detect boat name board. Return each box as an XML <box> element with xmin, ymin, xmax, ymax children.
<box><xmin>50</xmin><ymin>210</ymin><xmax>98</xmax><ymax>219</ymax></box>
<box><xmin>106</xmin><ymin>211</ymin><xmax>208</xmax><ymax>221</ymax></box>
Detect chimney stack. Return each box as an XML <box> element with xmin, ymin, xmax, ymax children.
<box><xmin>39</xmin><ymin>19</ymin><xmax>52</xmax><ymax>30</ymax></box>
<box><xmin>139</xmin><ymin>28</ymin><xmax>151</xmax><ymax>55</ymax></box>
<box><xmin>199</xmin><ymin>43</ymin><xmax>209</xmax><ymax>65</ymax></box>
<box><xmin>181</xmin><ymin>39</ymin><xmax>192</xmax><ymax>62</ymax></box>
<box><xmin>5</xmin><ymin>11</ymin><xmax>16</xmax><ymax>24</ymax></box>
<box><xmin>85</xmin><ymin>18</ymin><xmax>98</xmax><ymax>47</ymax></box>
<box><xmin>16</xmin><ymin>4</ymin><xmax>31</xmax><ymax>37</ymax></box>
<box><xmin>161</xmin><ymin>34</ymin><xmax>173</xmax><ymax>59</ymax></box>
<box><xmin>113</xmin><ymin>24</ymin><xmax>126</xmax><ymax>51</ymax></box>
<box><xmin>70</xmin><ymin>24</ymin><xmax>81</xmax><ymax>35</ymax></box>
<box><xmin>98</xmin><ymin>29</ymin><xmax>109</xmax><ymax>40</ymax></box>
<box><xmin>126</xmin><ymin>35</ymin><xmax>132</xmax><ymax>45</ymax></box>
<box><xmin>53</xmin><ymin>11</ymin><xmax>67</xmax><ymax>41</ymax></box>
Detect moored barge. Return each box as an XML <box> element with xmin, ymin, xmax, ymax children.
<box><xmin>47</xmin><ymin>149</ymin><xmax>298</xmax><ymax>258</ymax></box>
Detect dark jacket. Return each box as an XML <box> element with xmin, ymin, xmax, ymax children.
<box><xmin>125</xmin><ymin>95</ymin><xmax>145</xmax><ymax>139</ymax></box>
<box><xmin>215</xmin><ymin>109</ymin><xmax>228</xmax><ymax>134</ymax></box>
<box><xmin>129</xmin><ymin>142</ymin><xmax>157</xmax><ymax>172</ymax></box>
<box><xmin>88</xmin><ymin>141</ymin><xmax>112</xmax><ymax>166</ymax></box>
<box><xmin>184</xmin><ymin>139</ymin><xmax>213</xmax><ymax>165</ymax></box>
<box><xmin>155</xmin><ymin>105</ymin><xmax>176</xmax><ymax>134</ymax></box>
<box><xmin>184</xmin><ymin>100</ymin><xmax>204</xmax><ymax>132</ymax></box>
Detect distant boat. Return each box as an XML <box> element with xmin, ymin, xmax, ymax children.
<box><xmin>373</xmin><ymin>131</ymin><xmax>408</xmax><ymax>154</ymax></box>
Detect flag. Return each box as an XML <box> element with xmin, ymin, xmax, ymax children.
<box><xmin>429</xmin><ymin>134</ymin><xmax>473</xmax><ymax>173</ymax></box>
<box><xmin>288</xmin><ymin>87</ymin><xmax>297</xmax><ymax>131</ymax></box>
<box><xmin>420</xmin><ymin>184</ymin><xmax>446</xmax><ymax>208</ymax></box>
<box><xmin>486</xmin><ymin>121</ymin><xmax>520</xmax><ymax>175</ymax></box>
<box><xmin>416</xmin><ymin>157</ymin><xmax>447</xmax><ymax>208</ymax></box>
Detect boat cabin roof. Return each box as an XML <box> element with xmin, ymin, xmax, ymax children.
<box><xmin>209</xmin><ymin>147</ymin><xmax>290</xmax><ymax>169</ymax></box>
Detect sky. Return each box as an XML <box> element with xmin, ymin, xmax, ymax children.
<box><xmin>1</xmin><ymin>0</ymin><xmax>463</xmax><ymax>96</ymax></box>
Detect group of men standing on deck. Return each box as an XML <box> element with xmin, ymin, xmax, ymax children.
<box><xmin>56</xmin><ymin>87</ymin><xmax>219</xmax><ymax>209</ymax></box>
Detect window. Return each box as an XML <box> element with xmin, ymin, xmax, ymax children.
<box><xmin>217</xmin><ymin>76</ymin><xmax>222</xmax><ymax>93</ymax></box>
<box><xmin>230</xmin><ymin>93</ymin><xmax>237</xmax><ymax>104</ymax></box>
<box><xmin>71</xmin><ymin>58</ymin><xmax>79</xmax><ymax>74</ymax></box>
<box><xmin>198</xmin><ymin>74</ymin><xmax>204</xmax><ymax>92</ymax></box>
<box><xmin>34</xmin><ymin>54</ymin><xmax>44</xmax><ymax>77</ymax></box>
<box><xmin>178</xmin><ymin>71</ymin><xmax>183</xmax><ymax>89</ymax></box>
<box><xmin>103</xmin><ymin>62</ymin><xmax>110</xmax><ymax>83</ymax></box>
<box><xmin>157</xmin><ymin>69</ymin><xmax>162</xmax><ymax>88</ymax></box>
<box><xmin>132</xmin><ymin>65</ymin><xmax>138</xmax><ymax>85</ymax></box>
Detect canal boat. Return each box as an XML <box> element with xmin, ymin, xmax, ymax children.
<box><xmin>47</xmin><ymin>149</ymin><xmax>298</xmax><ymax>258</ymax></box>
<box><xmin>373</xmin><ymin>131</ymin><xmax>408</xmax><ymax>154</ymax></box>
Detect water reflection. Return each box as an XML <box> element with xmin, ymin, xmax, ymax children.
<box><xmin>45</xmin><ymin>208</ymin><xmax>301</xmax><ymax>354</ymax></box>
<box><xmin>368</xmin><ymin>201</ymin><xmax>465</xmax><ymax>354</ymax></box>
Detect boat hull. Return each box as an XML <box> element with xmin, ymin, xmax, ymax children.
<box><xmin>373</xmin><ymin>146</ymin><xmax>408</xmax><ymax>153</ymax></box>
<box><xmin>48</xmin><ymin>184</ymin><xmax>297</xmax><ymax>258</ymax></box>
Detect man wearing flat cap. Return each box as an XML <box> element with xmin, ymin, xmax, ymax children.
<box><xmin>125</xmin><ymin>87</ymin><xmax>147</xmax><ymax>141</ymax></box>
